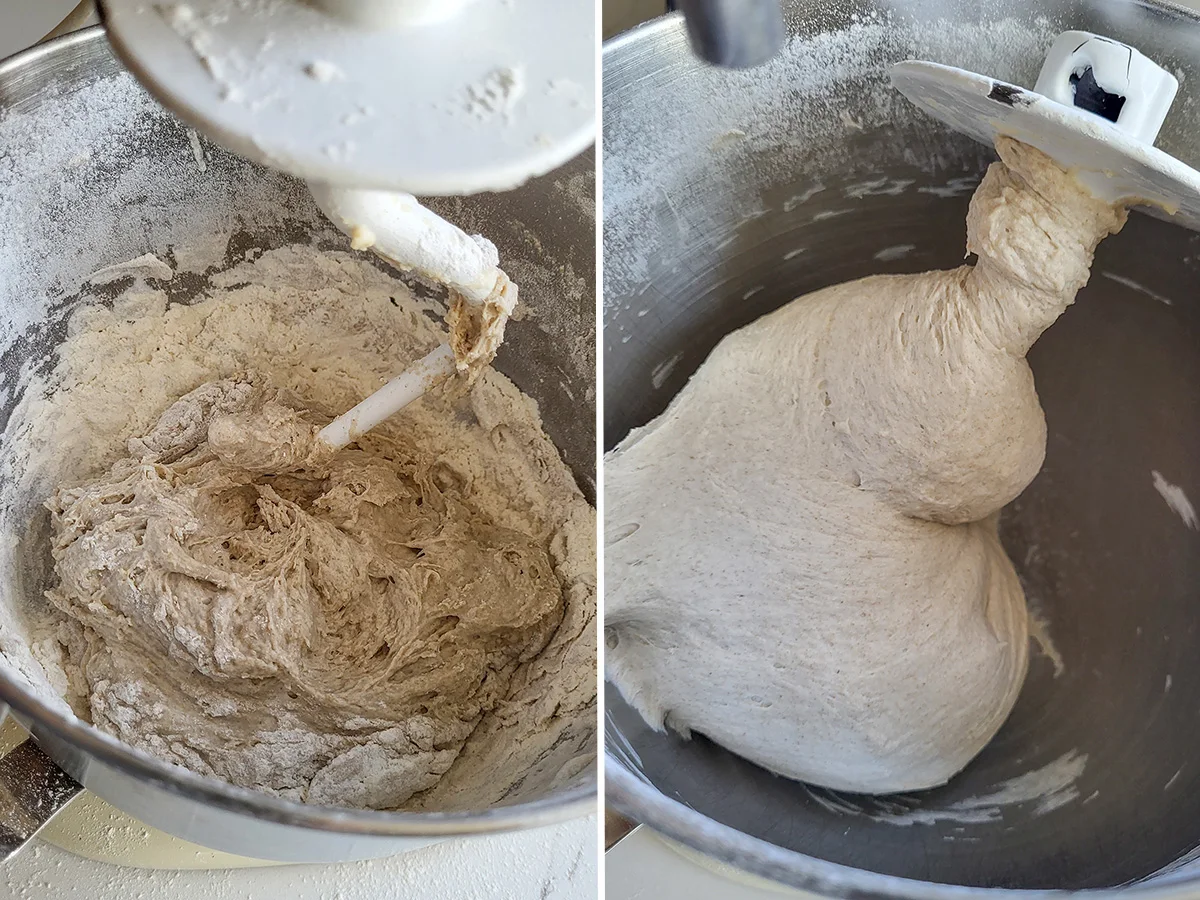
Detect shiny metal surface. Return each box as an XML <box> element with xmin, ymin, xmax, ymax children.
<box><xmin>0</xmin><ymin>729</ymin><xmax>82</xmax><ymax>862</ymax></box>
<box><xmin>675</xmin><ymin>0</ymin><xmax>785</xmax><ymax>67</ymax></box>
<box><xmin>604</xmin><ymin>2</ymin><xmax>1200</xmax><ymax>895</ymax></box>
<box><xmin>0</xmin><ymin>27</ymin><xmax>595</xmax><ymax>861</ymax></box>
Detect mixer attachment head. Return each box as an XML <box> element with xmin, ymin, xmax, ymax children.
<box><xmin>891</xmin><ymin>30</ymin><xmax>1200</xmax><ymax>232</ymax></box>
<box><xmin>98</xmin><ymin>0</ymin><xmax>595</xmax><ymax>196</ymax></box>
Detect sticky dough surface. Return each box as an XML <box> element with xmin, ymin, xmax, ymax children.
<box><xmin>604</xmin><ymin>139</ymin><xmax>1125</xmax><ymax>793</ymax></box>
<box><xmin>30</xmin><ymin>246</ymin><xmax>595</xmax><ymax>810</ymax></box>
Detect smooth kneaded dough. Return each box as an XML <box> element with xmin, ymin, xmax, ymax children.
<box><xmin>605</xmin><ymin>139</ymin><xmax>1126</xmax><ymax>793</ymax></box>
<box><xmin>34</xmin><ymin>246</ymin><xmax>595</xmax><ymax>810</ymax></box>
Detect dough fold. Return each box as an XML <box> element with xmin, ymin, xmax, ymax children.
<box><xmin>604</xmin><ymin>138</ymin><xmax>1125</xmax><ymax>793</ymax></box>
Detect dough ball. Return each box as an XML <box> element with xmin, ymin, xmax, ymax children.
<box><xmin>605</xmin><ymin>139</ymin><xmax>1125</xmax><ymax>793</ymax></box>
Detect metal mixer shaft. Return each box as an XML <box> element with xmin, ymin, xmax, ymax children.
<box><xmin>673</xmin><ymin>0</ymin><xmax>785</xmax><ymax>68</ymax></box>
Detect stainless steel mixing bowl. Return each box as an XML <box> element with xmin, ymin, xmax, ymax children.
<box><xmin>604</xmin><ymin>0</ymin><xmax>1200</xmax><ymax>895</ymax></box>
<box><xmin>0</xmin><ymin>26</ymin><xmax>595</xmax><ymax>863</ymax></box>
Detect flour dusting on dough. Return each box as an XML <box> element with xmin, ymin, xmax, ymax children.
<box><xmin>9</xmin><ymin>245</ymin><xmax>596</xmax><ymax>811</ymax></box>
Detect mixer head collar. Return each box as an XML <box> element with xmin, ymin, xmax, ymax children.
<box><xmin>890</xmin><ymin>30</ymin><xmax>1200</xmax><ymax>232</ymax></box>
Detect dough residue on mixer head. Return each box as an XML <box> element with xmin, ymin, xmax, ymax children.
<box><xmin>16</xmin><ymin>244</ymin><xmax>595</xmax><ymax>810</ymax></box>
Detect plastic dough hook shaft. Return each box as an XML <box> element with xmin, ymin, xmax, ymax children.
<box><xmin>310</xmin><ymin>185</ymin><xmax>518</xmax><ymax>452</ymax></box>
<box><xmin>890</xmin><ymin>30</ymin><xmax>1200</xmax><ymax>232</ymax></box>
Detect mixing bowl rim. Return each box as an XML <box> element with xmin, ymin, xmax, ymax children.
<box><xmin>601</xmin><ymin>3</ymin><xmax>1200</xmax><ymax>894</ymax></box>
<box><xmin>608</xmin><ymin>759</ymin><xmax>1194</xmax><ymax>898</ymax></box>
<box><xmin>0</xmin><ymin>667</ymin><xmax>595</xmax><ymax>835</ymax></box>
<box><xmin>0</xmin><ymin>25</ymin><xmax>597</xmax><ymax>837</ymax></box>
<box><xmin>602</xmin><ymin>11</ymin><xmax>678</xmax><ymax>55</ymax></box>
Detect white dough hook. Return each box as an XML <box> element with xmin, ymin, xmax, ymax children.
<box><xmin>309</xmin><ymin>185</ymin><xmax>518</xmax><ymax>452</ymax></box>
<box><xmin>890</xmin><ymin>30</ymin><xmax>1200</xmax><ymax>232</ymax></box>
<box><xmin>96</xmin><ymin>0</ymin><xmax>582</xmax><ymax>449</ymax></box>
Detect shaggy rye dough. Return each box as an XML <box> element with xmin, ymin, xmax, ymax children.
<box><xmin>604</xmin><ymin>138</ymin><xmax>1126</xmax><ymax>794</ymax></box>
<box><xmin>30</xmin><ymin>245</ymin><xmax>595</xmax><ymax>810</ymax></box>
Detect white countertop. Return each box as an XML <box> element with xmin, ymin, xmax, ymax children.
<box><xmin>0</xmin><ymin>816</ymin><xmax>597</xmax><ymax>900</ymax></box>
<box><xmin>607</xmin><ymin>828</ymin><xmax>811</xmax><ymax>900</ymax></box>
